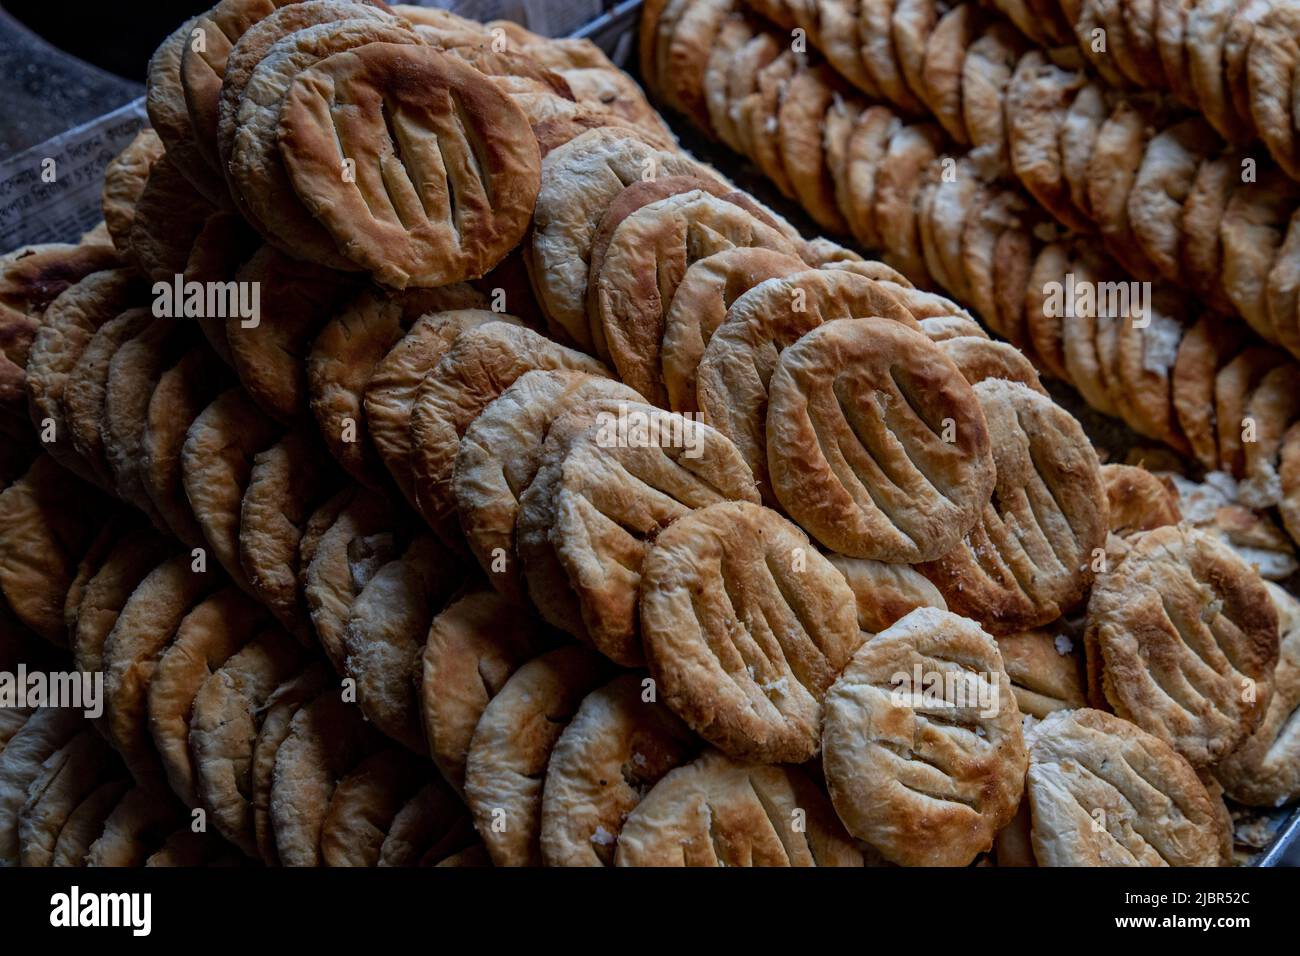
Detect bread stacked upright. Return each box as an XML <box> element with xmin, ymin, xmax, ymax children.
<box><xmin>0</xmin><ymin>0</ymin><xmax>1292</xmax><ymax>869</ymax></box>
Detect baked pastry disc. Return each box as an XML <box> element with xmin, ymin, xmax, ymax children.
<box><xmin>550</xmin><ymin>409</ymin><xmax>761</xmax><ymax>665</ymax></box>
<box><xmin>343</xmin><ymin>533</ymin><xmax>466</xmax><ymax>752</ymax></box>
<box><xmin>407</xmin><ymin>321</ymin><xmax>608</xmax><ymax>543</ymax></box>
<box><xmin>453</xmin><ymin>369</ymin><xmax>641</xmax><ymax>600</ymax></box>
<box><xmin>640</xmin><ymin>500</ymin><xmax>860</xmax><ymax>763</ymax></box>
<box><xmin>250</xmin><ymin>662</ymin><xmax>331</xmax><ymax>864</ymax></box>
<box><xmin>307</xmin><ymin>284</ymin><xmax>487</xmax><ymax>488</ymax></box>
<box><xmin>419</xmin><ymin>590</ymin><xmax>554</xmax><ymax>795</ymax></box>
<box><xmin>540</xmin><ymin>674</ymin><xmax>697</xmax><ymax>867</ymax></box>
<box><xmin>84</xmin><ymin>786</ymin><xmax>187</xmax><ymax>867</ymax></box>
<box><xmin>590</xmin><ymin>188</ymin><xmax>798</xmax><ymax>403</ymax></box>
<box><xmin>696</xmin><ymin>267</ymin><xmax>917</xmax><ymax>501</ymax></box>
<box><xmin>147</xmin><ymin>587</ymin><xmax>270</xmax><ymax>806</ymax></box>
<box><xmin>270</xmin><ymin>688</ymin><xmax>385</xmax><ymax>867</ymax></box>
<box><xmin>766</xmin><ymin>316</ymin><xmax>995</xmax><ymax>561</ymax></box>
<box><xmin>615</xmin><ymin>749</ymin><xmax>862</xmax><ymax>867</ymax></box>
<box><xmin>189</xmin><ymin>627</ymin><xmax>311</xmax><ymax>857</ymax></box>
<box><xmin>822</xmin><ymin>606</ymin><xmax>1027</xmax><ymax>867</ymax></box>
<box><xmin>919</xmin><ymin>380</ymin><xmax>1107</xmax><ymax>634</ymax></box>
<box><xmin>1026</xmin><ymin>707</ymin><xmax>1222</xmax><ymax>866</ymax></box>
<box><xmin>826</xmin><ymin>553</ymin><xmax>947</xmax><ymax>636</ymax></box>
<box><xmin>0</xmin><ymin>456</ymin><xmax>112</xmax><ymax>644</ymax></box>
<box><xmin>365</xmin><ymin>309</ymin><xmax>515</xmax><ymax>510</ymax></box>
<box><xmin>18</xmin><ymin>729</ymin><xmax>121</xmax><ymax>866</ymax></box>
<box><xmin>378</xmin><ymin>777</ymin><xmax>477</xmax><ymax>866</ymax></box>
<box><xmin>239</xmin><ymin>428</ymin><xmax>340</xmax><ymax>643</ymax></box>
<box><xmin>1215</xmin><ymin>581</ymin><xmax>1300</xmax><ymax>807</ymax></box>
<box><xmin>1085</xmin><ymin>523</ymin><xmax>1279</xmax><ymax>767</ymax></box>
<box><xmin>464</xmin><ymin>645</ymin><xmax>610</xmax><ymax>866</ymax></box>
<box><xmin>319</xmin><ymin>745</ymin><xmax>428</xmax><ymax>867</ymax></box>
<box><xmin>277</xmin><ymin>41</ymin><xmax>541</xmax><ymax>288</ymax></box>
<box><xmin>0</xmin><ymin>707</ymin><xmax>85</xmax><ymax>865</ymax></box>
<box><xmin>529</xmin><ymin>128</ymin><xmax>720</xmax><ymax>348</ymax></box>
<box><xmin>102</xmin><ymin>553</ymin><xmax>221</xmax><ymax>787</ymax></box>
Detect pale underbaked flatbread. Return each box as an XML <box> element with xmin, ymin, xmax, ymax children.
<box><xmin>147</xmin><ymin>587</ymin><xmax>269</xmax><ymax>807</ymax></box>
<box><xmin>420</xmin><ymin>590</ymin><xmax>553</xmax><ymax>795</ymax></box>
<box><xmin>453</xmin><ymin>369</ymin><xmax>641</xmax><ymax>600</ymax></box>
<box><xmin>278</xmin><ymin>42</ymin><xmax>541</xmax><ymax>288</ymax></box>
<box><xmin>695</xmin><ymin>268</ymin><xmax>917</xmax><ymax>501</ymax></box>
<box><xmin>408</xmin><ymin>321</ymin><xmax>608</xmax><ymax>541</ymax></box>
<box><xmin>641</xmin><ymin>501</ymin><xmax>860</xmax><ymax>763</ymax></box>
<box><xmin>540</xmin><ymin>674</ymin><xmax>697</xmax><ymax>867</ymax></box>
<box><xmin>766</xmin><ymin>317</ymin><xmax>995</xmax><ymax>561</ymax></box>
<box><xmin>1215</xmin><ymin>581</ymin><xmax>1300</xmax><ymax>807</ymax></box>
<box><xmin>189</xmin><ymin>627</ymin><xmax>310</xmax><ymax>857</ymax></box>
<box><xmin>271</xmin><ymin>689</ymin><xmax>385</xmax><ymax>867</ymax></box>
<box><xmin>615</xmin><ymin>749</ymin><xmax>862</xmax><ymax>867</ymax></box>
<box><xmin>919</xmin><ymin>380</ymin><xmax>1107</xmax><ymax>634</ymax></box>
<box><xmin>550</xmin><ymin>409</ymin><xmax>760</xmax><ymax>665</ymax></box>
<box><xmin>1085</xmin><ymin>524</ymin><xmax>1279</xmax><ymax>767</ymax></box>
<box><xmin>344</xmin><ymin>534</ymin><xmax>465</xmax><ymax>753</ymax></box>
<box><xmin>1026</xmin><ymin>708</ymin><xmax>1222</xmax><ymax>866</ymax></box>
<box><xmin>823</xmin><ymin>607</ymin><xmax>1027</xmax><ymax>867</ymax></box>
<box><xmin>464</xmin><ymin>645</ymin><xmax>609</xmax><ymax>866</ymax></box>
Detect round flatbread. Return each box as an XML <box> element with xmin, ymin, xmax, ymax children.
<box><xmin>641</xmin><ymin>501</ymin><xmax>860</xmax><ymax>763</ymax></box>
<box><xmin>823</xmin><ymin>607</ymin><xmax>1027</xmax><ymax>866</ymax></box>
<box><xmin>615</xmin><ymin>749</ymin><xmax>862</xmax><ymax>867</ymax></box>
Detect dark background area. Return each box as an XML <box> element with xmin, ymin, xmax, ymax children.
<box><xmin>0</xmin><ymin>1</ymin><xmax>209</xmax><ymax>156</ymax></box>
<box><xmin>4</xmin><ymin>1</ymin><xmax>207</xmax><ymax>79</ymax></box>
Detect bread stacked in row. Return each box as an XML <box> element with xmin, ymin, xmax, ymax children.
<box><xmin>643</xmin><ymin>0</ymin><xmax>1300</xmax><ymax>560</ymax></box>
<box><xmin>0</xmin><ymin>0</ymin><xmax>1293</xmax><ymax>867</ymax></box>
